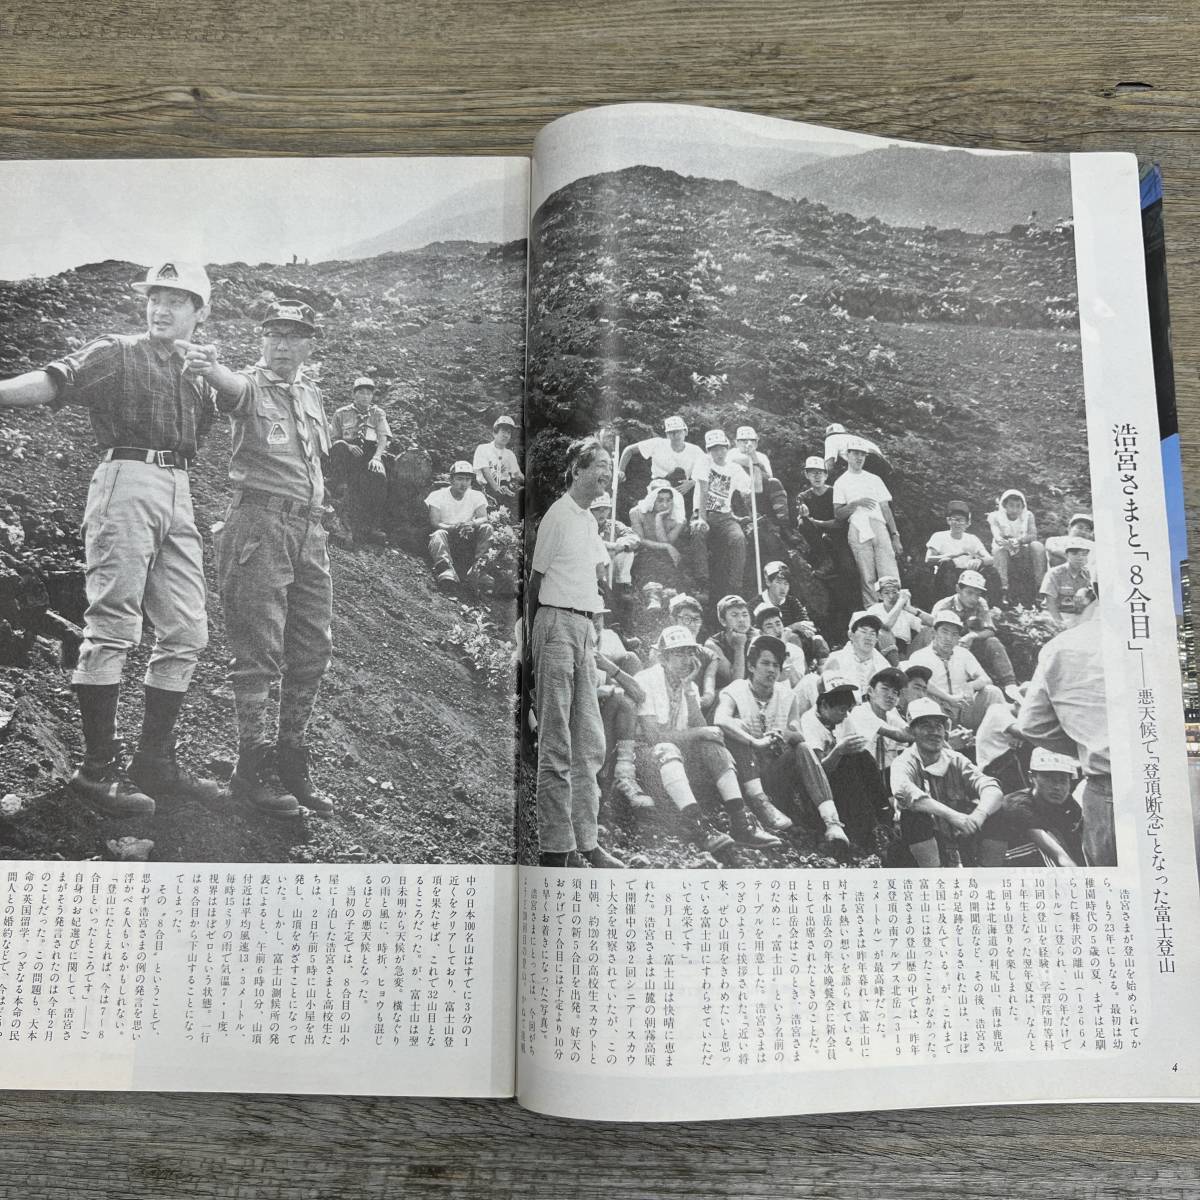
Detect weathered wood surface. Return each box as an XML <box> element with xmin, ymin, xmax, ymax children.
<box><xmin>2</xmin><ymin>2</ymin><xmax>1199</xmax><ymax>1196</ymax></box>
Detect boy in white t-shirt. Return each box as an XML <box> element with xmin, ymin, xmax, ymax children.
<box><xmin>832</xmin><ymin>438</ymin><xmax>902</xmax><ymax>606</ymax></box>
<box><xmin>424</xmin><ymin>462</ymin><xmax>492</xmax><ymax>591</ymax></box>
<box><xmin>924</xmin><ymin>500</ymin><xmax>993</xmax><ymax>598</ymax></box>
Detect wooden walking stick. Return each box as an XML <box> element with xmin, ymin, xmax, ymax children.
<box><xmin>607</xmin><ymin>434</ymin><xmax>620</xmax><ymax>587</ymax></box>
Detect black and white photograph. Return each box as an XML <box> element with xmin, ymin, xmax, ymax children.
<box><xmin>0</xmin><ymin>156</ymin><xmax>527</xmax><ymax>866</ymax></box>
<box><xmin>521</xmin><ymin>103</ymin><xmax>1111</xmax><ymax>872</ymax></box>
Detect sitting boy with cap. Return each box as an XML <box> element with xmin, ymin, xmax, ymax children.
<box><xmin>705</xmin><ymin>593</ymin><xmax>754</xmax><ymax>689</ymax></box>
<box><xmin>758</xmin><ymin>559</ymin><xmax>830</xmax><ymax>666</ymax></box>
<box><xmin>634</xmin><ymin>625</ymin><xmax>781</xmax><ymax>853</ymax></box>
<box><xmin>424</xmin><ymin>461</ymin><xmax>494</xmax><ymax>592</ymax></box>
<box><xmin>999</xmin><ymin>746</ymin><xmax>1083</xmax><ymax>866</ymax></box>
<box><xmin>472</xmin><ymin>414</ymin><xmax>524</xmax><ymax>515</ymax></box>
<box><xmin>752</xmin><ymin>602</ymin><xmax>807</xmax><ymax>686</ymax></box>
<box><xmin>329</xmin><ymin>374</ymin><xmax>392</xmax><ymax>543</ymax></box>
<box><xmin>925</xmin><ymin>501</ymin><xmax>993</xmax><ymax>598</ymax></box>
<box><xmin>1040</xmin><ymin>538</ymin><xmax>1094</xmax><ymax>630</ymax></box>
<box><xmin>669</xmin><ymin>592</ymin><xmax>720</xmax><ymax>714</ymax></box>
<box><xmin>889</xmin><ymin>698</ymin><xmax>1006</xmax><ymax>867</ymax></box>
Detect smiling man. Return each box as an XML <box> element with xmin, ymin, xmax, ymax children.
<box><xmin>182</xmin><ymin>300</ymin><xmax>334</xmax><ymax>820</ymax></box>
<box><xmin>0</xmin><ymin>260</ymin><xmax>222</xmax><ymax>818</ymax></box>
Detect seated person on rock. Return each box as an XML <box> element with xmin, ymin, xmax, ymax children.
<box><xmin>931</xmin><ymin>568</ymin><xmax>1021</xmax><ymax>699</ymax></box>
<box><xmin>705</xmin><ymin>593</ymin><xmax>754</xmax><ymax>689</ymax></box>
<box><xmin>473</xmin><ymin>414</ymin><xmax>524</xmax><ymax>516</ymax></box>
<box><xmin>758</xmin><ymin>558</ymin><xmax>829</xmax><ymax>665</ymax></box>
<box><xmin>629</xmin><ymin>478</ymin><xmax>687</xmax><ymax>611</ymax></box>
<box><xmin>844</xmin><ymin>666</ymin><xmax>915</xmax><ymax>779</ymax></box>
<box><xmin>715</xmin><ymin>634</ymin><xmax>842</xmax><ymax>842</ymax></box>
<box><xmin>866</xmin><ymin>575</ymin><xmax>934</xmax><ymax>664</ymax></box>
<box><xmin>890</xmin><ymin>698</ymin><xmax>1006</xmax><ymax>867</ymax></box>
<box><xmin>822</xmin><ymin>611</ymin><xmax>890</xmax><ymax>695</ymax></box>
<box><xmin>424</xmin><ymin>461</ymin><xmax>493</xmax><ymax>592</ymax></box>
<box><xmin>590</xmin><ymin>491</ymin><xmax>639</xmax><ymax>624</ymax></box>
<box><xmin>634</xmin><ymin>625</ymin><xmax>782</xmax><ymax>853</ymax></box>
<box><xmin>329</xmin><ymin>375</ymin><xmax>392</xmax><ymax>542</ymax></box>
<box><xmin>799</xmin><ymin>674</ymin><xmax>890</xmax><ymax>855</ymax></box>
<box><xmin>617</xmin><ymin>414</ymin><xmax>706</xmax><ymax>508</ymax></box>
<box><xmin>999</xmin><ymin>746</ymin><xmax>1084</xmax><ymax>866</ymax></box>
<box><xmin>986</xmin><ymin>488</ymin><xmax>1046</xmax><ymax>606</ymax></box>
<box><xmin>905</xmin><ymin>609</ymin><xmax>1006</xmax><ymax>733</ymax></box>
<box><xmin>669</xmin><ymin>592</ymin><xmax>719</xmax><ymax>715</ymax></box>
<box><xmin>925</xmin><ymin>500</ymin><xmax>993</xmax><ymax>598</ymax></box>
<box><xmin>691</xmin><ymin>429</ymin><xmax>753</xmax><ymax>617</ymax></box>
<box><xmin>1040</xmin><ymin>537</ymin><xmax>1094</xmax><ymax>630</ymax></box>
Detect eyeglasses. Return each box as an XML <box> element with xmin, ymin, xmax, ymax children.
<box><xmin>264</xmin><ymin>331</ymin><xmax>311</xmax><ymax>345</ymax></box>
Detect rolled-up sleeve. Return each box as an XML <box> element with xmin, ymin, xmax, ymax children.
<box><xmin>44</xmin><ymin>336</ymin><xmax>121</xmax><ymax>409</ymax></box>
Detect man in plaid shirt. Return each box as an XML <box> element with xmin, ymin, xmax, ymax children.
<box><xmin>0</xmin><ymin>261</ymin><xmax>223</xmax><ymax>817</ymax></box>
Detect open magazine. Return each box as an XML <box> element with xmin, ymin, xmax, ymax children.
<box><xmin>0</xmin><ymin>103</ymin><xmax>1195</xmax><ymax>1121</ymax></box>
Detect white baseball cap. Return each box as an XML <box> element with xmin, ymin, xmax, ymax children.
<box><xmin>668</xmin><ymin>592</ymin><xmax>702</xmax><ymax>613</ymax></box>
<box><xmin>353</xmin><ymin>376</ymin><xmax>376</xmax><ymax>391</ymax></box>
<box><xmin>875</xmin><ymin>575</ymin><xmax>901</xmax><ymax>592</ymax></box>
<box><xmin>704</xmin><ymin>429</ymin><xmax>729</xmax><ymax>448</ymax></box>
<box><xmin>494</xmin><ymin>415</ymin><xmax>517</xmax><ymax>429</ymax></box>
<box><xmin>450</xmin><ymin>460</ymin><xmax>475</xmax><ymax>477</ymax></box>
<box><xmin>664</xmin><ymin>415</ymin><xmax>687</xmax><ymax>433</ymax></box>
<box><xmin>932</xmin><ymin>609</ymin><xmax>964</xmax><ymax>630</ymax></box>
<box><xmin>906</xmin><ymin>697</ymin><xmax>950</xmax><ymax>726</ymax></box>
<box><xmin>844</xmin><ymin>436</ymin><xmax>873</xmax><ymax>454</ymax></box>
<box><xmin>957</xmin><ymin>569</ymin><xmax>987</xmax><ymax>591</ymax></box>
<box><xmin>1029</xmin><ymin>747</ymin><xmax>1080</xmax><ymax>774</ymax></box>
<box><xmin>763</xmin><ymin>560</ymin><xmax>789</xmax><ymax>579</ymax></box>
<box><xmin>825</xmin><ymin>423</ymin><xmax>846</xmax><ymax>435</ymax></box>
<box><xmin>735</xmin><ymin>425</ymin><xmax>758</xmax><ymax>441</ymax></box>
<box><xmin>656</xmin><ymin>624</ymin><xmax>699</xmax><ymax>651</ymax></box>
<box><xmin>804</xmin><ymin>456</ymin><xmax>827</xmax><ymax>471</ymax></box>
<box><xmin>132</xmin><ymin>261</ymin><xmax>211</xmax><ymax>307</ymax></box>
<box><xmin>589</xmin><ymin>493</ymin><xmax>613</xmax><ymax>511</ymax></box>
<box><xmin>1064</xmin><ymin>537</ymin><xmax>1094</xmax><ymax>553</ymax></box>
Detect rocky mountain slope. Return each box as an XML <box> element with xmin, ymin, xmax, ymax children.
<box><xmin>0</xmin><ymin>242</ymin><xmax>526</xmax><ymax>864</ymax></box>
<box><xmin>526</xmin><ymin>164</ymin><xmax>1089</xmax><ymax>545</ymax></box>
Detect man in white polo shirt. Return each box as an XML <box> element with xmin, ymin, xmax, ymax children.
<box><xmin>616</xmin><ymin>414</ymin><xmax>706</xmax><ymax>509</ymax></box>
<box><xmin>528</xmin><ymin>436</ymin><xmax>625</xmax><ymax>868</ymax></box>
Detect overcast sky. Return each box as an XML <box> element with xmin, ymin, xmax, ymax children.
<box><xmin>0</xmin><ymin>157</ymin><xmax>528</xmax><ymax>280</ymax></box>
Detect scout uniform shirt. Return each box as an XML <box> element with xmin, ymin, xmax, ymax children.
<box><xmin>222</xmin><ymin>363</ymin><xmax>331</xmax><ymax>506</ymax></box>
<box><xmin>330</xmin><ymin>402</ymin><xmax>390</xmax><ymax>450</ymax></box>
<box><xmin>1039</xmin><ymin>562</ymin><xmax>1092</xmax><ymax>623</ymax></box>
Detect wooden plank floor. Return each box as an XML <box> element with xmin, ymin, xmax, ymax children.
<box><xmin>2</xmin><ymin>2</ymin><xmax>1198</xmax><ymax>1195</ymax></box>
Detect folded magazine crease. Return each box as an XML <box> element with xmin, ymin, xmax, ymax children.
<box><xmin>0</xmin><ymin>104</ymin><xmax>1196</xmax><ymax>1120</ymax></box>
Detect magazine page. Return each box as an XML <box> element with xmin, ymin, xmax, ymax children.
<box><xmin>0</xmin><ymin>156</ymin><xmax>527</xmax><ymax>1096</ymax></box>
<box><xmin>516</xmin><ymin>103</ymin><xmax>1200</xmax><ymax>1121</ymax></box>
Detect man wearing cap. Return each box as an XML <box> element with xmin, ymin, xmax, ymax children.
<box><xmin>182</xmin><ymin>299</ymin><xmax>335</xmax><ymax>818</ymax></box>
<box><xmin>931</xmin><ymin>569</ymin><xmax>1020</xmax><ymax>696</ymax></box>
<box><xmin>1045</xmin><ymin>513</ymin><xmax>1094</xmax><ymax>567</ymax></box>
<box><xmin>905</xmin><ymin>610</ymin><xmax>1005</xmax><ymax>732</ymax></box>
<box><xmin>616</xmin><ymin>415</ymin><xmax>705</xmax><ymax>507</ymax></box>
<box><xmin>795</xmin><ymin>455</ymin><xmax>841</xmax><ymax>569</ymax></box>
<box><xmin>424</xmin><ymin>462</ymin><xmax>494</xmax><ymax>591</ymax></box>
<box><xmin>634</xmin><ymin>625</ymin><xmax>780</xmax><ymax>852</ymax></box>
<box><xmin>823</xmin><ymin>612</ymin><xmax>891</xmax><ymax>696</ymax></box>
<box><xmin>692</xmin><ymin>429</ymin><xmax>752</xmax><ymax>613</ymax></box>
<box><xmin>528</xmin><ymin>436</ymin><xmax>625</xmax><ymax>868</ymax></box>
<box><xmin>329</xmin><ymin>375</ymin><xmax>392</xmax><ymax>544</ymax></box>
<box><xmin>758</xmin><ymin>559</ymin><xmax>830</xmax><ymax>666</ymax></box>
<box><xmin>833</xmin><ymin>439</ymin><xmax>902</xmax><ymax>606</ymax></box>
<box><xmin>925</xmin><ymin>501</ymin><xmax>993</xmax><ymax>598</ymax></box>
<box><xmin>1039</xmin><ymin>538</ymin><xmax>1094</xmax><ymax>630</ymax></box>
<box><xmin>1015</xmin><ymin>588</ymin><xmax>1113</xmax><ymax>866</ymax></box>
<box><xmin>0</xmin><ymin>260</ymin><xmax>222</xmax><ymax>816</ymax></box>
<box><xmin>799</xmin><ymin>674</ymin><xmax>886</xmax><ymax>854</ymax></box>
<box><xmin>473</xmin><ymin>414</ymin><xmax>524</xmax><ymax>516</ymax></box>
<box><xmin>866</xmin><ymin>575</ymin><xmax>933</xmax><ymax>663</ymax></box>
<box><xmin>1000</xmin><ymin>747</ymin><xmax>1084</xmax><ymax>866</ymax></box>
<box><xmin>715</xmin><ymin>634</ymin><xmax>832</xmax><ymax>836</ymax></box>
<box><xmin>986</xmin><ymin>489</ymin><xmax>1045</xmax><ymax>606</ymax></box>
<box><xmin>729</xmin><ymin>426</ymin><xmax>790</xmax><ymax>529</ymax></box>
<box><xmin>890</xmin><ymin>698</ymin><xmax>1006</xmax><ymax>867</ymax></box>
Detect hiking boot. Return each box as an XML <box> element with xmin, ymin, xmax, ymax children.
<box><xmin>612</xmin><ymin>775</ymin><xmax>655</xmax><ymax>810</ymax></box>
<box><xmin>727</xmin><ymin>804</ymin><xmax>782</xmax><ymax>850</ymax></box>
<box><xmin>128</xmin><ymin>747</ymin><xmax>222</xmax><ymax>807</ymax></box>
<box><xmin>583</xmin><ymin>845</ymin><xmax>625</xmax><ymax>869</ymax></box>
<box><xmin>230</xmin><ymin>745</ymin><xmax>301</xmax><ymax>818</ymax></box>
<box><xmin>565</xmin><ymin>850</ymin><xmax>590</xmax><ymax>869</ymax></box>
<box><xmin>70</xmin><ymin>754</ymin><xmax>155</xmax><ymax>817</ymax></box>
<box><xmin>748</xmin><ymin>793</ymin><xmax>794</xmax><ymax>834</ymax></box>
<box><xmin>538</xmin><ymin>851</ymin><xmax>570</xmax><ymax>867</ymax></box>
<box><xmin>435</xmin><ymin>568</ymin><xmax>459</xmax><ymax>591</ymax></box>
<box><xmin>679</xmin><ymin>804</ymin><xmax>735</xmax><ymax>856</ymax></box>
<box><xmin>275</xmin><ymin>745</ymin><xmax>333</xmax><ymax>817</ymax></box>
<box><xmin>701</xmin><ymin>828</ymin><xmax>735</xmax><ymax>855</ymax></box>
<box><xmin>821</xmin><ymin>820</ymin><xmax>851</xmax><ymax>862</ymax></box>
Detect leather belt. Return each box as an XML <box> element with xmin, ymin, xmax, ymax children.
<box><xmin>104</xmin><ymin>447</ymin><xmax>192</xmax><ymax>470</ymax></box>
<box><xmin>541</xmin><ymin>604</ymin><xmax>598</xmax><ymax>620</ymax></box>
<box><xmin>232</xmin><ymin>488</ymin><xmax>325</xmax><ymax>521</ymax></box>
